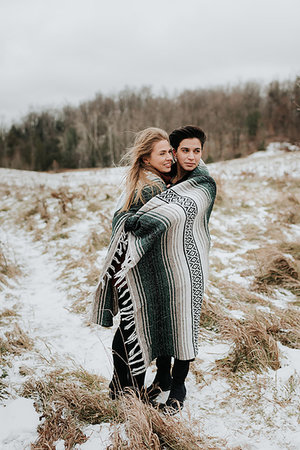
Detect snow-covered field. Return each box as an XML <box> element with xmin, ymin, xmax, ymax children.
<box><xmin>0</xmin><ymin>143</ymin><xmax>299</xmax><ymax>449</ymax></box>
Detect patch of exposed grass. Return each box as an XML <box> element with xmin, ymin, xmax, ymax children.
<box><xmin>4</xmin><ymin>324</ymin><xmax>34</xmax><ymax>356</ymax></box>
<box><xmin>266</xmin><ymin>175</ymin><xmax>300</xmax><ymax>195</ymax></box>
<box><xmin>266</xmin><ymin>191</ymin><xmax>300</xmax><ymax>225</ymax></box>
<box><xmin>279</xmin><ymin>241</ymin><xmax>300</xmax><ymax>260</ymax></box>
<box><xmin>212</xmin><ymin>240</ymin><xmax>238</xmax><ymax>253</ymax></box>
<box><xmin>1</xmin><ymin>324</ymin><xmax>33</xmax><ymax>368</ymax></box>
<box><xmin>216</xmin><ymin>315</ymin><xmax>280</xmax><ymax>373</ymax></box>
<box><xmin>23</xmin><ymin>368</ymin><xmax>119</xmax><ymax>448</ymax></box>
<box><xmin>216</xmin><ymin>280</ymin><xmax>269</xmax><ymax>306</ymax></box>
<box><xmin>0</xmin><ymin>244</ymin><xmax>22</xmax><ymax>289</ymax></box>
<box><xmin>189</xmin><ymin>361</ymin><xmax>206</xmax><ymax>385</ymax></box>
<box><xmin>68</xmin><ymin>293</ymin><xmax>90</xmax><ymax>315</ymax></box>
<box><xmin>87</xmin><ymin>201</ymin><xmax>101</xmax><ymax>213</ymax></box>
<box><xmin>50</xmin><ymin>232</ymin><xmax>69</xmax><ymax>241</ymax></box>
<box><xmin>31</xmin><ymin>405</ymin><xmax>88</xmax><ymax>449</ymax></box>
<box><xmin>253</xmin><ymin>250</ymin><xmax>300</xmax><ymax>296</ymax></box>
<box><xmin>0</xmin><ymin>367</ymin><xmax>9</xmax><ymax>400</ymax></box>
<box><xmin>86</xmin><ymin>230</ymin><xmax>111</xmax><ymax>253</ymax></box>
<box><xmin>213</xmin><ymin>175</ymin><xmax>226</xmax><ymax>207</ymax></box>
<box><xmin>50</xmin><ymin>188</ymin><xmax>81</xmax><ymax>214</ymax></box>
<box><xmin>0</xmin><ymin>307</ymin><xmax>18</xmax><ymax>325</ymax></box>
<box><xmin>0</xmin><ymin>337</ymin><xmax>10</xmax><ymax>361</ymax></box>
<box><xmin>199</xmin><ymin>297</ymin><xmax>225</xmax><ymax>333</ymax></box>
<box><xmin>85</xmin><ymin>265</ymin><xmax>101</xmax><ymax>287</ymax></box>
<box><xmin>114</xmin><ymin>394</ymin><xmax>218</xmax><ymax>450</ymax></box>
<box><xmin>22</xmin><ymin>366</ymin><xmax>222</xmax><ymax>449</ymax></box>
<box><xmin>241</xmin><ymin>223</ymin><xmax>264</xmax><ymax>241</ymax></box>
<box><xmin>263</xmin><ymin>309</ymin><xmax>300</xmax><ymax>349</ymax></box>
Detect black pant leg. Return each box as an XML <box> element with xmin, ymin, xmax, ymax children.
<box><xmin>172</xmin><ymin>359</ymin><xmax>190</xmax><ymax>384</ymax></box>
<box><xmin>111</xmin><ymin>325</ymin><xmax>131</xmax><ymax>390</ymax></box>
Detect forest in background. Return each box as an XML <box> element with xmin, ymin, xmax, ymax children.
<box><xmin>0</xmin><ymin>77</ymin><xmax>299</xmax><ymax>171</ymax></box>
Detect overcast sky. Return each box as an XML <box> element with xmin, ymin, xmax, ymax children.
<box><xmin>1</xmin><ymin>0</ymin><xmax>299</xmax><ymax>125</ymax></box>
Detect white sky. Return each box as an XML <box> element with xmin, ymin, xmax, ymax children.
<box><xmin>1</xmin><ymin>0</ymin><xmax>299</xmax><ymax>125</ymax></box>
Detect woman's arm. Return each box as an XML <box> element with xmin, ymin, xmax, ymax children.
<box><xmin>124</xmin><ymin>182</ymin><xmax>166</xmax><ymax>232</ymax></box>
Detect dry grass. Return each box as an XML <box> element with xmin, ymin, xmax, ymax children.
<box><xmin>212</xmin><ymin>240</ymin><xmax>238</xmax><ymax>253</ymax></box>
<box><xmin>68</xmin><ymin>290</ymin><xmax>90</xmax><ymax>315</ymax></box>
<box><xmin>0</xmin><ymin>367</ymin><xmax>9</xmax><ymax>400</ymax></box>
<box><xmin>22</xmin><ymin>368</ymin><xmax>223</xmax><ymax>449</ymax></box>
<box><xmin>199</xmin><ymin>297</ymin><xmax>226</xmax><ymax>333</ymax></box>
<box><xmin>0</xmin><ymin>307</ymin><xmax>18</xmax><ymax>325</ymax></box>
<box><xmin>3</xmin><ymin>324</ymin><xmax>34</xmax><ymax>356</ymax></box>
<box><xmin>214</xmin><ymin>280</ymin><xmax>269</xmax><ymax>307</ymax></box>
<box><xmin>112</xmin><ymin>394</ymin><xmax>219</xmax><ymax>450</ymax></box>
<box><xmin>253</xmin><ymin>249</ymin><xmax>300</xmax><ymax>296</ymax></box>
<box><xmin>50</xmin><ymin>232</ymin><xmax>69</xmax><ymax>241</ymax></box>
<box><xmin>23</xmin><ymin>368</ymin><xmax>119</xmax><ymax>448</ymax></box>
<box><xmin>1</xmin><ymin>324</ymin><xmax>33</xmax><ymax>363</ymax></box>
<box><xmin>50</xmin><ymin>187</ymin><xmax>82</xmax><ymax>214</ymax></box>
<box><xmin>262</xmin><ymin>309</ymin><xmax>300</xmax><ymax>349</ymax></box>
<box><xmin>216</xmin><ymin>315</ymin><xmax>280</xmax><ymax>373</ymax></box>
<box><xmin>31</xmin><ymin>405</ymin><xmax>88</xmax><ymax>449</ymax></box>
<box><xmin>279</xmin><ymin>193</ymin><xmax>300</xmax><ymax>224</ymax></box>
<box><xmin>85</xmin><ymin>229</ymin><xmax>111</xmax><ymax>253</ymax></box>
<box><xmin>212</xmin><ymin>175</ymin><xmax>226</xmax><ymax>207</ymax></box>
<box><xmin>279</xmin><ymin>241</ymin><xmax>300</xmax><ymax>260</ymax></box>
<box><xmin>241</xmin><ymin>223</ymin><xmax>264</xmax><ymax>241</ymax></box>
<box><xmin>189</xmin><ymin>361</ymin><xmax>206</xmax><ymax>385</ymax></box>
<box><xmin>0</xmin><ymin>244</ymin><xmax>22</xmax><ymax>289</ymax></box>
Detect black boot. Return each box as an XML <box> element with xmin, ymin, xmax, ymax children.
<box><xmin>146</xmin><ymin>356</ymin><xmax>172</xmax><ymax>402</ymax></box>
<box><xmin>160</xmin><ymin>359</ymin><xmax>190</xmax><ymax>414</ymax></box>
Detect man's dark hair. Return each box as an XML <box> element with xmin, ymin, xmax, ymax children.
<box><xmin>169</xmin><ymin>125</ymin><xmax>207</xmax><ymax>150</ymax></box>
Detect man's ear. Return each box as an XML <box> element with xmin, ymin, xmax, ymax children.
<box><xmin>172</xmin><ymin>149</ymin><xmax>177</xmax><ymax>162</ymax></box>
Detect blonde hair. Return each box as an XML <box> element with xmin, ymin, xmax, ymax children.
<box><xmin>121</xmin><ymin>127</ymin><xmax>169</xmax><ymax>211</ymax></box>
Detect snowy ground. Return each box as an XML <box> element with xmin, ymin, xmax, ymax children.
<box><xmin>0</xmin><ymin>142</ymin><xmax>299</xmax><ymax>449</ymax></box>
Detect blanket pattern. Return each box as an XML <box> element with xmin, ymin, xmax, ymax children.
<box><xmin>91</xmin><ymin>165</ymin><xmax>216</xmax><ymax>371</ymax></box>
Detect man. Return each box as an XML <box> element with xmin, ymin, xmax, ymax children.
<box><xmin>170</xmin><ymin>125</ymin><xmax>207</xmax><ymax>183</ymax></box>
<box><xmin>147</xmin><ymin>125</ymin><xmax>213</xmax><ymax>414</ymax></box>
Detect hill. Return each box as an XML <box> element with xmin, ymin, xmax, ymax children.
<box><xmin>0</xmin><ymin>142</ymin><xmax>299</xmax><ymax>448</ymax></box>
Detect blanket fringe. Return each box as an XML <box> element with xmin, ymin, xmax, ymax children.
<box><xmin>112</xmin><ymin>236</ymin><xmax>146</xmax><ymax>378</ymax></box>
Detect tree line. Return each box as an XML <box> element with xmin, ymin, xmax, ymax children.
<box><xmin>0</xmin><ymin>77</ymin><xmax>299</xmax><ymax>171</ymax></box>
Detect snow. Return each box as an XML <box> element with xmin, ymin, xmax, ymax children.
<box><xmin>0</xmin><ymin>142</ymin><xmax>300</xmax><ymax>448</ymax></box>
<box><xmin>1</xmin><ymin>229</ymin><xmax>114</xmax><ymax>381</ymax></box>
<box><xmin>0</xmin><ymin>398</ymin><xmax>39</xmax><ymax>449</ymax></box>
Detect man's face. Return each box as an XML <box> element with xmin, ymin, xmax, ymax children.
<box><xmin>174</xmin><ymin>138</ymin><xmax>202</xmax><ymax>172</ymax></box>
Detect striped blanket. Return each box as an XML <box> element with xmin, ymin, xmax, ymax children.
<box><xmin>91</xmin><ymin>165</ymin><xmax>216</xmax><ymax>371</ymax></box>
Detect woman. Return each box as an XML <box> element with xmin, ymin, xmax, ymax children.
<box><xmin>91</xmin><ymin>127</ymin><xmax>173</xmax><ymax>397</ymax></box>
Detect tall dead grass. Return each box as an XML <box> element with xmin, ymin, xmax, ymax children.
<box><xmin>111</xmin><ymin>394</ymin><xmax>217</xmax><ymax>450</ymax></box>
<box><xmin>213</xmin><ymin>280</ymin><xmax>268</xmax><ymax>307</ymax></box>
<box><xmin>253</xmin><ymin>249</ymin><xmax>300</xmax><ymax>296</ymax></box>
<box><xmin>23</xmin><ymin>369</ymin><xmax>119</xmax><ymax>448</ymax></box>
<box><xmin>199</xmin><ymin>296</ymin><xmax>226</xmax><ymax>333</ymax></box>
<box><xmin>0</xmin><ymin>244</ymin><xmax>21</xmax><ymax>288</ymax></box>
<box><xmin>272</xmin><ymin>191</ymin><xmax>300</xmax><ymax>225</ymax></box>
<box><xmin>216</xmin><ymin>315</ymin><xmax>280</xmax><ymax>373</ymax></box>
<box><xmin>22</xmin><ymin>368</ymin><xmax>222</xmax><ymax>449</ymax></box>
<box><xmin>211</xmin><ymin>175</ymin><xmax>226</xmax><ymax>207</ymax></box>
<box><xmin>261</xmin><ymin>309</ymin><xmax>300</xmax><ymax>349</ymax></box>
<box><xmin>0</xmin><ymin>324</ymin><xmax>33</xmax><ymax>362</ymax></box>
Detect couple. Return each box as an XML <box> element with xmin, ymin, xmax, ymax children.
<box><xmin>91</xmin><ymin>125</ymin><xmax>216</xmax><ymax>413</ymax></box>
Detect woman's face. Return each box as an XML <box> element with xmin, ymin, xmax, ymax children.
<box><xmin>175</xmin><ymin>138</ymin><xmax>202</xmax><ymax>172</ymax></box>
<box><xmin>144</xmin><ymin>139</ymin><xmax>173</xmax><ymax>173</ymax></box>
